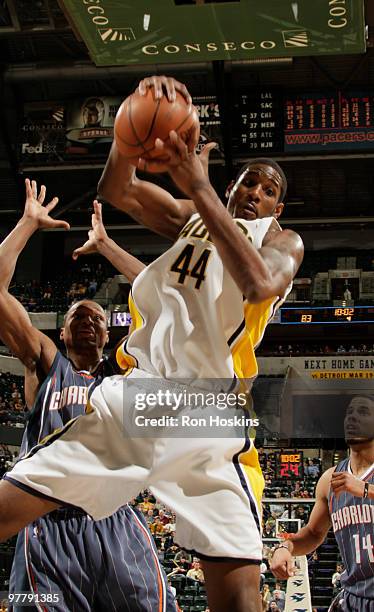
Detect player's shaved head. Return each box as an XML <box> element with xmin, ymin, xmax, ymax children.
<box><xmin>64</xmin><ymin>300</ymin><xmax>106</xmax><ymax>323</ymax></box>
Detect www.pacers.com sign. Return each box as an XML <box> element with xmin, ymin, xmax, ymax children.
<box><xmin>59</xmin><ymin>0</ymin><xmax>365</xmax><ymax>66</ymax></box>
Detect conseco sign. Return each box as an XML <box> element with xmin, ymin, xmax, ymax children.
<box><xmin>59</xmin><ymin>0</ymin><xmax>366</xmax><ymax>66</ymax></box>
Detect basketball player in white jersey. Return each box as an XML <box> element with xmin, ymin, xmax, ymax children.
<box><xmin>0</xmin><ymin>77</ymin><xmax>304</xmax><ymax>612</ymax></box>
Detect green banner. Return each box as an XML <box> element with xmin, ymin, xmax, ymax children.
<box><xmin>60</xmin><ymin>0</ymin><xmax>366</xmax><ymax>66</ymax></box>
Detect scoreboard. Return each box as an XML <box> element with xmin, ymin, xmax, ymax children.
<box><xmin>279</xmin><ymin>306</ymin><xmax>374</xmax><ymax>324</ymax></box>
<box><xmin>284</xmin><ymin>90</ymin><xmax>374</xmax><ymax>152</ymax></box>
<box><xmin>233</xmin><ymin>89</ymin><xmax>283</xmax><ymax>154</ymax></box>
<box><xmin>232</xmin><ymin>89</ymin><xmax>374</xmax><ymax>155</ymax></box>
<box><xmin>275</xmin><ymin>451</ymin><xmax>304</xmax><ymax>480</ymax></box>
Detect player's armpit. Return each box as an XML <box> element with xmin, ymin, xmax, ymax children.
<box><xmin>98</xmin><ymin>142</ymin><xmax>195</xmax><ymax>240</ymax></box>
<box><xmin>0</xmin><ymin>290</ymin><xmax>56</xmax><ymax>373</ymax></box>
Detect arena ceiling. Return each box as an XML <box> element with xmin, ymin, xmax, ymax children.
<box><xmin>0</xmin><ymin>0</ymin><xmax>374</xmax><ymax>232</ymax></box>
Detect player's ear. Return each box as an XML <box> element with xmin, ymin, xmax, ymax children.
<box><xmin>60</xmin><ymin>327</ymin><xmax>65</xmax><ymax>341</ymax></box>
<box><xmin>225</xmin><ymin>180</ymin><xmax>235</xmax><ymax>200</ymax></box>
<box><xmin>273</xmin><ymin>202</ymin><xmax>284</xmax><ymax>219</ymax></box>
<box><xmin>105</xmin><ymin>330</ymin><xmax>110</xmax><ymax>345</ymax></box>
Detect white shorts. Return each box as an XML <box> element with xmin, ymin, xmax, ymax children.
<box><xmin>6</xmin><ymin>369</ymin><xmax>264</xmax><ymax>561</ymax></box>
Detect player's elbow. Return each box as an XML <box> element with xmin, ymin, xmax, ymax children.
<box><xmin>244</xmin><ymin>277</ymin><xmax>276</xmax><ymax>304</ymax></box>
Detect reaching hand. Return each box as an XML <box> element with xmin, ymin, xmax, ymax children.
<box><xmin>23</xmin><ymin>179</ymin><xmax>69</xmax><ymax>230</ymax></box>
<box><xmin>138</xmin><ymin>132</ymin><xmax>215</xmax><ymax>197</ymax></box>
<box><xmin>72</xmin><ymin>200</ymin><xmax>108</xmax><ymax>260</ymax></box>
<box><xmin>138</xmin><ymin>75</ymin><xmax>192</xmax><ymax>105</ymax></box>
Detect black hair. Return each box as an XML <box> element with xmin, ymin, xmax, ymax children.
<box><xmin>236</xmin><ymin>158</ymin><xmax>287</xmax><ymax>203</ymax></box>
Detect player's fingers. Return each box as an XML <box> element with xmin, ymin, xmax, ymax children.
<box><xmin>286</xmin><ymin>558</ymin><xmax>296</xmax><ymax>577</ymax></box>
<box><xmin>51</xmin><ymin>219</ymin><xmax>70</xmax><ymax>230</ymax></box>
<box><xmin>151</xmin><ymin>76</ymin><xmax>162</xmax><ymax>99</ymax></box>
<box><xmin>25</xmin><ymin>178</ymin><xmax>32</xmax><ymax>198</ymax></box>
<box><xmin>138</xmin><ymin>78</ymin><xmax>147</xmax><ymax>96</ymax></box>
<box><xmin>45</xmin><ymin>197</ymin><xmax>59</xmax><ymax>212</ymax></box>
<box><xmin>169</xmin><ymin>131</ymin><xmax>189</xmax><ymax>159</ymax></box>
<box><xmin>270</xmin><ymin>563</ymin><xmax>288</xmax><ymax>581</ymax></box>
<box><xmin>38</xmin><ymin>185</ymin><xmax>46</xmax><ymax>204</ymax></box>
<box><xmin>31</xmin><ymin>180</ymin><xmax>38</xmax><ymax>199</ymax></box>
<box><xmin>165</xmin><ymin>77</ymin><xmax>177</xmax><ymax>102</ymax></box>
<box><xmin>186</xmin><ymin>116</ymin><xmax>200</xmax><ymax>151</ymax></box>
<box><xmin>199</xmin><ymin>142</ymin><xmax>217</xmax><ymax>162</ymax></box>
<box><xmin>93</xmin><ymin>200</ymin><xmax>103</xmax><ymax>221</ymax></box>
<box><xmin>173</xmin><ymin>79</ymin><xmax>192</xmax><ymax>105</ymax></box>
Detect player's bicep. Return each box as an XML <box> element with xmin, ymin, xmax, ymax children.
<box><xmin>259</xmin><ymin>230</ymin><xmax>304</xmax><ymax>295</ymax></box>
<box><xmin>0</xmin><ymin>290</ymin><xmax>56</xmax><ymax>370</ymax></box>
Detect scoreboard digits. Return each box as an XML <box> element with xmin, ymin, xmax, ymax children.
<box><xmin>276</xmin><ymin>451</ymin><xmax>304</xmax><ymax>480</ymax></box>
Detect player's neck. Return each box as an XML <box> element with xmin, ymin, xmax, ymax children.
<box><xmin>67</xmin><ymin>349</ymin><xmax>103</xmax><ymax>373</ymax></box>
<box><xmin>349</xmin><ymin>444</ymin><xmax>374</xmax><ymax>476</ymax></box>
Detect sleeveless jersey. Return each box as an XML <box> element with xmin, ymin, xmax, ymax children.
<box><xmin>329</xmin><ymin>458</ymin><xmax>374</xmax><ymax>599</ymax></box>
<box><xmin>20</xmin><ymin>351</ymin><xmax>116</xmax><ymax>458</ymax></box>
<box><xmin>117</xmin><ymin>214</ymin><xmax>288</xmax><ymax>382</ymax></box>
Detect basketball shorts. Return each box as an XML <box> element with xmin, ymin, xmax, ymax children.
<box><xmin>8</xmin><ymin>505</ymin><xmax>177</xmax><ymax>612</ymax></box>
<box><xmin>329</xmin><ymin>590</ymin><xmax>374</xmax><ymax>612</ymax></box>
<box><xmin>5</xmin><ymin>369</ymin><xmax>264</xmax><ymax>561</ymax></box>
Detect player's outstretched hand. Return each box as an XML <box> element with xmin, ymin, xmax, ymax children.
<box><xmin>72</xmin><ymin>200</ymin><xmax>108</xmax><ymax>260</ymax></box>
<box><xmin>138</xmin><ymin>75</ymin><xmax>192</xmax><ymax>105</ymax></box>
<box><xmin>330</xmin><ymin>471</ymin><xmax>365</xmax><ymax>499</ymax></box>
<box><xmin>138</xmin><ymin>131</ymin><xmax>212</xmax><ymax>197</ymax></box>
<box><xmin>23</xmin><ymin>179</ymin><xmax>70</xmax><ymax>230</ymax></box>
<box><xmin>270</xmin><ymin>547</ymin><xmax>296</xmax><ymax>580</ymax></box>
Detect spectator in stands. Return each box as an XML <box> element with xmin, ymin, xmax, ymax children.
<box><xmin>186</xmin><ymin>559</ymin><xmax>205</xmax><ymax>584</ymax></box>
<box><xmin>308</xmin><ymin>550</ymin><xmax>319</xmax><ymax>589</ymax></box>
<box><xmin>269</xmin><ymin>603</ymin><xmax>281</xmax><ymax>612</ymax></box>
<box><xmin>291</xmin><ymin>481</ymin><xmax>303</xmax><ymax>497</ymax></box>
<box><xmin>167</xmin><ymin>555</ymin><xmax>190</xmax><ymax>581</ymax></box>
<box><xmin>158</xmin><ymin>508</ymin><xmax>170</xmax><ymax>525</ymax></box>
<box><xmin>174</xmin><ymin>549</ymin><xmax>192</xmax><ymax>564</ymax></box>
<box><xmin>337</xmin><ymin>344</ymin><xmax>346</xmax><ymax>353</ymax></box>
<box><xmin>150</xmin><ymin>516</ymin><xmax>165</xmax><ymax>536</ymax></box>
<box><xmin>332</xmin><ymin>563</ymin><xmax>344</xmax><ymax>595</ymax></box>
<box><xmin>87</xmin><ymin>279</ymin><xmax>98</xmax><ymax>298</ymax></box>
<box><xmin>294</xmin><ymin>505</ymin><xmax>308</xmax><ymax>526</ymax></box>
<box><xmin>305</xmin><ymin>458</ymin><xmax>320</xmax><ymax>478</ymax></box>
<box><xmin>271</xmin><ymin>583</ymin><xmax>286</xmax><ymax>610</ymax></box>
<box><xmin>270</xmin><ymin>490</ymin><xmax>285</xmax><ymax>517</ymax></box>
<box><xmin>261</xmin><ymin>583</ymin><xmax>272</xmax><ymax>611</ymax></box>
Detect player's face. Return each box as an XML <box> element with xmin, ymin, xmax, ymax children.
<box><xmin>344</xmin><ymin>396</ymin><xmax>374</xmax><ymax>444</ymax></box>
<box><xmin>62</xmin><ymin>301</ymin><xmax>108</xmax><ymax>352</ymax></box>
<box><xmin>228</xmin><ymin>163</ymin><xmax>284</xmax><ymax>221</ymax></box>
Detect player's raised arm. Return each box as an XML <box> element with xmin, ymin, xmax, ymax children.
<box><xmin>270</xmin><ymin>469</ymin><xmax>333</xmax><ymax>580</ymax></box>
<box><xmin>144</xmin><ymin>131</ymin><xmax>303</xmax><ymax>303</ymax></box>
<box><xmin>0</xmin><ymin>179</ymin><xmax>68</xmax><ymax>375</ymax></box>
<box><xmin>72</xmin><ymin>200</ymin><xmax>146</xmax><ymax>284</ymax></box>
<box><xmin>98</xmin><ymin>76</ymin><xmax>213</xmax><ymax>240</ymax></box>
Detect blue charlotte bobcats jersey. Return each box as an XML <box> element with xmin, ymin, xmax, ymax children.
<box><xmin>19</xmin><ymin>351</ymin><xmax>116</xmax><ymax>458</ymax></box>
<box><xmin>329</xmin><ymin>458</ymin><xmax>374</xmax><ymax>600</ymax></box>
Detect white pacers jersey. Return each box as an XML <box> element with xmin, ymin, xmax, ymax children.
<box><xmin>117</xmin><ymin>214</ymin><xmax>287</xmax><ymax>381</ymax></box>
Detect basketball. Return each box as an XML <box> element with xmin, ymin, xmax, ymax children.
<box><xmin>114</xmin><ymin>88</ymin><xmax>200</xmax><ymax>171</ymax></box>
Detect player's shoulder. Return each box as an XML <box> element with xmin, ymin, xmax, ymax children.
<box><xmin>316</xmin><ymin>466</ymin><xmax>336</xmax><ymax>498</ymax></box>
